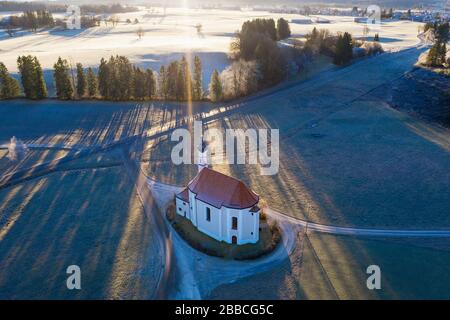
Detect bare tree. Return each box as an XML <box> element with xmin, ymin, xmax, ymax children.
<box><xmin>109</xmin><ymin>15</ymin><xmax>119</xmax><ymax>27</ymax></box>
<box><xmin>195</xmin><ymin>23</ymin><xmax>202</xmax><ymax>35</ymax></box>
<box><xmin>6</xmin><ymin>25</ymin><xmax>15</xmax><ymax>37</ymax></box>
<box><xmin>136</xmin><ymin>27</ymin><xmax>145</xmax><ymax>39</ymax></box>
<box><xmin>362</xmin><ymin>25</ymin><xmax>369</xmax><ymax>41</ymax></box>
<box><xmin>220</xmin><ymin>59</ymin><xmax>259</xmax><ymax>99</ymax></box>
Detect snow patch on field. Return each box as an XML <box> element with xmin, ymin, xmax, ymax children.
<box><xmin>0</xmin><ymin>8</ymin><xmax>422</xmax><ymax>86</ymax></box>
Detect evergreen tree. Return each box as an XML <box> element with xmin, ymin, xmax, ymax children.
<box><xmin>97</xmin><ymin>55</ymin><xmax>133</xmax><ymax>100</ymax></box>
<box><xmin>178</xmin><ymin>56</ymin><xmax>192</xmax><ymax>101</ymax></box>
<box><xmin>235</xmin><ymin>18</ymin><xmax>278</xmax><ymax>60</ymax></box>
<box><xmin>167</xmin><ymin>61</ymin><xmax>179</xmax><ymax>100</ymax></box>
<box><xmin>158</xmin><ymin>65</ymin><xmax>168</xmax><ymax>99</ymax></box>
<box><xmin>193</xmin><ymin>55</ymin><xmax>203</xmax><ymax>100</ymax></box>
<box><xmin>176</xmin><ymin>63</ymin><xmax>186</xmax><ymax>101</ymax></box>
<box><xmin>114</xmin><ymin>55</ymin><xmax>133</xmax><ymax>100</ymax></box>
<box><xmin>209</xmin><ymin>69</ymin><xmax>222</xmax><ymax>102</ymax></box>
<box><xmin>0</xmin><ymin>62</ymin><xmax>21</xmax><ymax>99</ymax></box>
<box><xmin>333</xmin><ymin>32</ymin><xmax>353</xmax><ymax>65</ymax></box>
<box><xmin>436</xmin><ymin>22</ymin><xmax>449</xmax><ymax>43</ymax></box>
<box><xmin>17</xmin><ymin>55</ymin><xmax>47</xmax><ymax>100</ymax></box>
<box><xmin>427</xmin><ymin>43</ymin><xmax>439</xmax><ymax>66</ymax></box>
<box><xmin>230</xmin><ymin>18</ymin><xmax>287</xmax><ymax>89</ymax></box>
<box><xmin>34</xmin><ymin>57</ymin><xmax>47</xmax><ymax>99</ymax></box>
<box><xmin>145</xmin><ymin>69</ymin><xmax>156</xmax><ymax>99</ymax></box>
<box><xmin>255</xmin><ymin>36</ymin><xmax>286</xmax><ymax>86</ymax></box>
<box><xmin>427</xmin><ymin>42</ymin><xmax>447</xmax><ymax>67</ymax></box>
<box><xmin>53</xmin><ymin>57</ymin><xmax>73</xmax><ymax>100</ymax></box>
<box><xmin>98</xmin><ymin>58</ymin><xmax>109</xmax><ymax>98</ymax></box>
<box><xmin>87</xmin><ymin>67</ymin><xmax>97</xmax><ymax>98</ymax></box>
<box><xmin>439</xmin><ymin>43</ymin><xmax>447</xmax><ymax>66</ymax></box>
<box><xmin>76</xmin><ymin>63</ymin><xmax>87</xmax><ymax>98</ymax></box>
<box><xmin>17</xmin><ymin>55</ymin><xmax>35</xmax><ymax>98</ymax></box>
<box><xmin>333</xmin><ymin>35</ymin><xmax>344</xmax><ymax>65</ymax></box>
<box><xmin>133</xmin><ymin>67</ymin><xmax>146</xmax><ymax>99</ymax></box>
<box><xmin>277</xmin><ymin>18</ymin><xmax>291</xmax><ymax>40</ymax></box>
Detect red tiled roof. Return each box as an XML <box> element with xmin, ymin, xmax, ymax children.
<box><xmin>176</xmin><ymin>187</ymin><xmax>189</xmax><ymax>202</ymax></box>
<box><xmin>187</xmin><ymin>167</ymin><xmax>259</xmax><ymax>209</ymax></box>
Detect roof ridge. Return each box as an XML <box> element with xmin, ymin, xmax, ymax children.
<box><xmin>187</xmin><ymin>167</ymin><xmax>259</xmax><ymax>209</ymax></box>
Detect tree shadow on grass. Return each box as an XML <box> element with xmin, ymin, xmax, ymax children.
<box><xmin>0</xmin><ymin>99</ymin><xmax>216</xmax><ymax>149</ymax></box>
<box><xmin>0</xmin><ymin>166</ymin><xmax>161</xmax><ymax>299</ymax></box>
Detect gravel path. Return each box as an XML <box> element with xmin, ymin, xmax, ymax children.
<box><xmin>266</xmin><ymin>208</ymin><xmax>450</xmax><ymax>238</ymax></box>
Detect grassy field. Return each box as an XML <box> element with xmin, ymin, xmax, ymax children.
<box><xmin>209</xmin><ymin>233</ymin><xmax>450</xmax><ymax>300</ymax></box>
<box><xmin>0</xmin><ymin>149</ymin><xmax>69</xmax><ymax>176</ymax></box>
<box><xmin>58</xmin><ymin>149</ymin><xmax>123</xmax><ymax>171</ymax></box>
<box><xmin>372</xmin><ymin>67</ymin><xmax>450</xmax><ymax>127</ymax></box>
<box><xmin>144</xmin><ymin>48</ymin><xmax>450</xmax><ymax>229</ymax></box>
<box><xmin>142</xmin><ymin>135</ymin><xmax>199</xmax><ymax>185</ymax></box>
<box><xmin>144</xmin><ymin>98</ymin><xmax>450</xmax><ymax>229</ymax></box>
<box><xmin>0</xmin><ymin>166</ymin><xmax>162</xmax><ymax>299</ymax></box>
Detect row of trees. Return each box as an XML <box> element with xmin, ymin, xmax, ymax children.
<box><xmin>158</xmin><ymin>56</ymin><xmax>203</xmax><ymax>101</ymax></box>
<box><xmin>79</xmin><ymin>4</ymin><xmax>138</xmax><ymax>15</ymax></box>
<box><xmin>4</xmin><ymin>54</ymin><xmax>235</xmax><ymax>102</ymax></box>
<box><xmin>2</xmin><ymin>4</ymin><xmax>139</xmax><ymax>34</ymax></box>
<box><xmin>56</xmin><ymin>55</ymin><xmax>204</xmax><ymax>101</ymax></box>
<box><xmin>53</xmin><ymin>59</ymin><xmax>97</xmax><ymax>100</ymax></box>
<box><xmin>6</xmin><ymin>54</ymin><xmax>206</xmax><ymax>101</ymax></box>
<box><xmin>8</xmin><ymin>10</ymin><xmax>55</xmax><ymax>31</ymax></box>
<box><xmin>53</xmin><ymin>55</ymin><xmax>156</xmax><ymax>101</ymax></box>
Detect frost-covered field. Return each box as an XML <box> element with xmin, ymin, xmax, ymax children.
<box><xmin>0</xmin><ymin>7</ymin><xmax>446</xmax><ymax>300</ymax></box>
<box><xmin>0</xmin><ymin>164</ymin><xmax>163</xmax><ymax>299</ymax></box>
<box><xmin>143</xmin><ymin>47</ymin><xmax>450</xmax><ymax>229</ymax></box>
<box><xmin>209</xmin><ymin>233</ymin><xmax>450</xmax><ymax>299</ymax></box>
<box><xmin>0</xmin><ymin>99</ymin><xmax>215</xmax><ymax>147</ymax></box>
<box><xmin>0</xmin><ymin>7</ymin><xmax>423</xmax><ymax>87</ymax></box>
<box><xmin>290</xmin><ymin>14</ymin><xmax>423</xmax><ymax>49</ymax></box>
